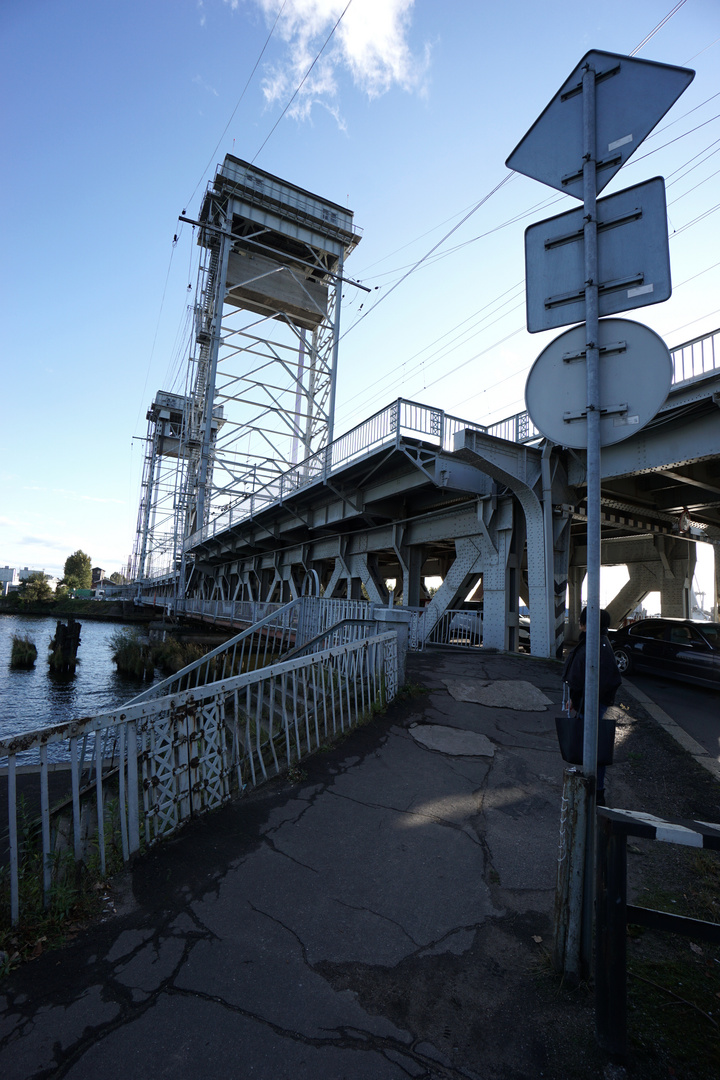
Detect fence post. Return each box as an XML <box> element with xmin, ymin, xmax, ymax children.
<box><xmin>373</xmin><ymin>608</ymin><xmax>412</xmax><ymax>687</ymax></box>
<box><xmin>553</xmin><ymin>769</ymin><xmax>590</xmax><ymax>980</ymax></box>
<box><xmin>595</xmin><ymin>810</ymin><xmax>628</xmax><ymax>1057</ymax></box>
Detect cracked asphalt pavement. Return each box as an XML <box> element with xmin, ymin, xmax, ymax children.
<box><xmin>1</xmin><ymin>648</ymin><xmax>603</xmax><ymax>1079</ymax></box>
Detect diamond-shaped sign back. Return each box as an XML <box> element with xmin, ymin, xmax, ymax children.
<box><xmin>506</xmin><ymin>50</ymin><xmax>694</xmax><ymax>198</ymax></box>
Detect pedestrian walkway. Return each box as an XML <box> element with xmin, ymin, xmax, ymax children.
<box><xmin>0</xmin><ymin>648</ymin><xmax>645</xmax><ymax>1078</ymax></box>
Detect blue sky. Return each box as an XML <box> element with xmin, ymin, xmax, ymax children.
<box><xmin>2</xmin><ymin>0</ymin><xmax>719</xmax><ymax>591</ymax></box>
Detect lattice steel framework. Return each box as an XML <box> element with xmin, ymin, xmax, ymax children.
<box><xmin>131</xmin><ymin>392</ymin><xmax>189</xmax><ymax>580</ymax></box>
<box><xmin>174</xmin><ymin>155</ymin><xmax>361</xmax><ymax>585</ymax></box>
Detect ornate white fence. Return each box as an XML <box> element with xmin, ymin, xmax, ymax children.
<box><xmin>0</xmin><ymin>632</ymin><xmax>397</xmax><ymax>926</ymax></box>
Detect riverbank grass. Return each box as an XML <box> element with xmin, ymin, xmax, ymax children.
<box><xmin>109</xmin><ymin>628</ymin><xmax>156</xmax><ymax>680</ymax></box>
<box><xmin>10</xmin><ymin>635</ymin><xmax>37</xmax><ymax>669</ymax></box>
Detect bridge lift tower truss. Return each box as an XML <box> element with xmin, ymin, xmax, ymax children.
<box><xmin>180</xmin><ymin>156</ymin><xmax>361</xmax><ymax>542</ymax></box>
<box><xmin>132</xmin><ymin>155</ymin><xmax>361</xmax><ymax>586</ymax></box>
<box><xmin>131</xmin><ymin>390</ymin><xmax>223</xmax><ymax>582</ymax></box>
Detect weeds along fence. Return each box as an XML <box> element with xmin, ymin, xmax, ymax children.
<box><xmin>1</xmin><ymin>631</ymin><xmax>397</xmax><ymax>927</ymax></box>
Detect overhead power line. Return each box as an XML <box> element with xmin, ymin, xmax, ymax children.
<box><xmin>184</xmin><ymin>1</ymin><xmax>288</xmax><ymax>211</ymax></box>
<box><xmin>630</xmin><ymin>0</ymin><xmax>688</xmax><ymax>56</ymax></box>
<box><xmin>340</xmin><ymin>173</ymin><xmax>515</xmax><ymax>342</ymax></box>
<box><xmin>252</xmin><ymin>1</ymin><xmax>353</xmax><ymax>163</ymax></box>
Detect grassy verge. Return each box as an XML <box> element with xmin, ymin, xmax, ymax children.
<box><xmin>0</xmin><ymin>798</ymin><xmax>127</xmax><ymax>977</ymax></box>
<box><xmin>625</xmin><ymin>848</ymin><xmax>720</xmax><ymax>1078</ymax></box>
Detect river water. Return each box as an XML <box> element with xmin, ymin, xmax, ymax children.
<box><xmin>0</xmin><ymin>614</ymin><xmax>153</xmax><ymax>744</ymax></box>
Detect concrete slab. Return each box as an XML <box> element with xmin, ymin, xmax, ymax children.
<box><xmin>443</xmin><ymin>678</ymin><xmax>553</xmax><ymax>710</ymax></box>
<box><xmin>409</xmin><ymin>723</ymin><xmax>495</xmax><ymax>757</ymax></box>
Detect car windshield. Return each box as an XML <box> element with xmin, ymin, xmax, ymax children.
<box><xmin>699</xmin><ymin>624</ymin><xmax>720</xmax><ymax>649</ymax></box>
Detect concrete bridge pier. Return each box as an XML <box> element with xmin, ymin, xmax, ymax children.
<box><xmin>657</xmin><ymin>537</ymin><xmax>696</xmax><ymax>618</ymax></box>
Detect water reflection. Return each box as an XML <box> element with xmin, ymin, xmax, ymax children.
<box><xmin>0</xmin><ymin>614</ymin><xmax>155</xmax><ymax>741</ymax></box>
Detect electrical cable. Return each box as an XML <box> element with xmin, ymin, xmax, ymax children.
<box><xmin>251</xmin><ymin>1</ymin><xmax>353</xmax><ymax>164</ymax></box>
<box><xmin>628</xmin><ymin>112</ymin><xmax>720</xmax><ymax>167</ymax></box>
<box><xmin>184</xmin><ymin>1</ymin><xmax>288</xmax><ymax>212</ymax></box>
<box><xmin>668</xmin><ymin>166</ymin><xmax>720</xmax><ymax>206</ymax></box>
<box><xmin>339</xmin><ymin>173</ymin><xmax>515</xmax><ymax>344</ymax></box>
<box><xmin>630</xmin><ymin>0</ymin><xmax>688</xmax><ymax>56</ymax></box>
<box><xmin>341</xmin><ymin>210</ymin><xmax>720</xmax><ymax>430</ymax></box>
<box><xmin>341</xmin><ymin>105</ymin><xmax>720</xmax><ymax>414</ymax></box>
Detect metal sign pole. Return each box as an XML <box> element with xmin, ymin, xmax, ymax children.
<box><xmin>507</xmin><ymin>46</ymin><xmax>694</xmax><ymax>981</ymax></box>
<box><xmin>580</xmin><ymin>60</ymin><xmax>601</xmax><ymax>973</ymax></box>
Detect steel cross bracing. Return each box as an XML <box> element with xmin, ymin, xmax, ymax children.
<box><xmin>181</xmin><ymin>328</ymin><xmax>720</xmax><ymax>555</ymax></box>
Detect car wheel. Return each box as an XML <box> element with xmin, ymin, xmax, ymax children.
<box><xmin>614</xmin><ymin>647</ymin><xmax>632</xmax><ymax>675</ymax></box>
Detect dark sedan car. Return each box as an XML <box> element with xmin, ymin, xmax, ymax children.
<box><xmin>609</xmin><ymin>618</ymin><xmax>720</xmax><ymax>689</ymax></box>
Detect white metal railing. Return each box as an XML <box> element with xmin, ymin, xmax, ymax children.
<box><xmin>410</xmin><ymin>608</ymin><xmax>484</xmax><ymax>652</ymax></box>
<box><xmin>409</xmin><ymin>606</ymin><xmax>532</xmax><ymax>651</ymax></box>
<box><xmin>670</xmin><ymin>326</ymin><xmax>720</xmax><ymax>384</ymax></box>
<box><xmin>486</xmin><ymin>328</ymin><xmax>720</xmax><ymax>444</ymax></box>
<box><xmin>128</xmin><ymin>596</ymin><xmax>375</xmax><ymax>705</ymax></box>
<box><xmin>0</xmin><ymin>632</ymin><xmax>397</xmax><ymax>926</ymax></box>
<box><xmin>178</xmin><ymin>597</ymin><xmax>286</xmax><ymax>623</ymax></box>
<box><xmin>185</xmin><ymin>399</ymin><xmax>490</xmax><ymax>548</ymax></box>
<box><xmin>127</xmin><ymin>598</ymin><xmax>303</xmax><ymax>706</ymax></box>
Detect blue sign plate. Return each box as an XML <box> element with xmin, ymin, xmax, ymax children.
<box><xmin>506</xmin><ymin>51</ymin><xmax>694</xmax><ymax>198</ymax></box>
<box><xmin>524</xmin><ymin>177</ymin><xmax>671</xmax><ymax>333</ymax></box>
<box><xmin>524</xmin><ymin>319</ymin><xmax>672</xmax><ymax>448</ymax></box>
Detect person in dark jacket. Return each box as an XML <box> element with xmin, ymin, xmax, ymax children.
<box><xmin>562</xmin><ymin>607</ymin><xmax>622</xmax><ymax>804</ymax></box>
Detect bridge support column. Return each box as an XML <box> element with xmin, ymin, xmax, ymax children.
<box><xmin>477</xmin><ymin>498</ymin><xmax>515</xmax><ymax>652</ymax></box>
<box><xmin>355</xmin><ymin>553</ymin><xmax>389</xmax><ymax>605</ymax></box>
<box><xmin>659</xmin><ymin>540</ymin><xmax>696</xmax><ymax>619</ymax></box>
<box><xmin>567</xmin><ymin>565</ymin><xmax>584</xmax><ymax>641</ymax></box>
<box><xmin>405</xmin><ymin>545</ymin><xmax>425</xmax><ymax>608</ymax></box>
<box><xmin>418</xmin><ymin>534</ymin><xmax>484</xmax><ymax>643</ymax></box>
<box><xmin>552</xmin><ymin>512</ymin><xmax>572</xmax><ymax>657</ymax></box>
<box><xmin>604</xmin><ymin>564</ymin><xmax>656</xmax><ymax>627</ymax></box>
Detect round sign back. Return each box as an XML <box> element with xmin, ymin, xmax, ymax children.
<box><xmin>524</xmin><ymin>318</ymin><xmax>672</xmax><ymax>448</ymax></box>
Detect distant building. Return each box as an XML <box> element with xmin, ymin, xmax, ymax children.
<box><xmin>18</xmin><ymin>566</ymin><xmax>45</xmax><ymax>580</ymax></box>
<box><xmin>1</xmin><ymin>566</ymin><xmax>60</xmax><ymax>596</ymax></box>
<box><xmin>0</xmin><ymin>566</ymin><xmax>19</xmax><ymax>597</ymax></box>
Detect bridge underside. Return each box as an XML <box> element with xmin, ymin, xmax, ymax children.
<box><xmin>162</xmin><ymin>374</ymin><xmax>720</xmax><ymax>658</ymax></box>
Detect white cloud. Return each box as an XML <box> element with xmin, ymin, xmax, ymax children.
<box><xmin>255</xmin><ymin>0</ymin><xmax>428</xmax><ymax>122</ymax></box>
<box><xmin>193</xmin><ymin>74</ymin><xmax>219</xmax><ymax>96</ymax></box>
<box><xmin>21</xmin><ymin>534</ymin><xmax>68</xmax><ymax>551</ymax></box>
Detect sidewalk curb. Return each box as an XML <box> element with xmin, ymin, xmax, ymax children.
<box><xmin>622</xmin><ymin>679</ymin><xmax>720</xmax><ymax>783</ymax></box>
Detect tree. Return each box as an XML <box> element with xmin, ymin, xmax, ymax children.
<box><xmin>109</xmin><ymin>572</ymin><xmax>125</xmax><ymax>585</ymax></box>
<box><xmin>63</xmin><ymin>550</ymin><xmax>92</xmax><ymax>590</ymax></box>
<box><xmin>19</xmin><ymin>572</ymin><xmax>54</xmax><ymax>602</ymax></box>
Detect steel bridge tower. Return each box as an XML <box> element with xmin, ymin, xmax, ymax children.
<box><xmin>132</xmin><ymin>156</ymin><xmax>360</xmax><ymax>590</ymax></box>
<box><xmin>181</xmin><ymin>155</ymin><xmax>360</xmax><ymax>541</ymax></box>
<box><xmin>131</xmin><ymin>391</ymin><xmax>222</xmax><ymax>581</ymax></box>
